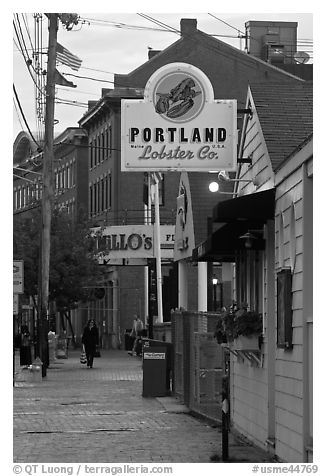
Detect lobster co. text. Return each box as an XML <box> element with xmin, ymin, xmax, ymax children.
<box><xmin>137</xmin><ymin>144</ymin><xmax>224</xmax><ymax>161</ymax></box>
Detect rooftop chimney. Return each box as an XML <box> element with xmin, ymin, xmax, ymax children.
<box><xmin>148</xmin><ymin>49</ymin><xmax>161</xmax><ymax>60</ymax></box>
<box><xmin>180</xmin><ymin>18</ymin><xmax>197</xmax><ymax>36</ymax></box>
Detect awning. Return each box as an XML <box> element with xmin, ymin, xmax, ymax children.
<box><xmin>193</xmin><ymin>189</ymin><xmax>275</xmax><ymax>262</ymax></box>
<box><xmin>193</xmin><ymin>222</ymin><xmax>266</xmax><ymax>262</ymax></box>
<box><xmin>213</xmin><ymin>188</ymin><xmax>275</xmax><ymax>223</ymax></box>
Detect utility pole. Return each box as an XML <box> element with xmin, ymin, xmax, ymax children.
<box><xmin>153</xmin><ymin>176</ymin><xmax>163</xmax><ymax>324</ymax></box>
<box><xmin>37</xmin><ymin>13</ymin><xmax>58</xmax><ymax>377</ymax></box>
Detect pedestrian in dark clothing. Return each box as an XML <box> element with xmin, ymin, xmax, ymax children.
<box><xmin>82</xmin><ymin>319</ymin><xmax>99</xmax><ymax>368</ymax></box>
<box><xmin>20</xmin><ymin>324</ymin><xmax>32</xmax><ymax>367</ymax></box>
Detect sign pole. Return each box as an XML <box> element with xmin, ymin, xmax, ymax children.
<box><xmin>153</xmin><ymin>174</ymin><xmax>163</xmax><ymax>324</ymax></box>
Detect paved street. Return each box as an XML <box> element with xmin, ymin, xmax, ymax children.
<box><xmin>13</xmin><ymin>349</ymin><xmax>272</xmax><ymax>463</ymax></box>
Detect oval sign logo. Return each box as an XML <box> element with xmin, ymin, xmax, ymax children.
<box><xmin>153</xmin><ymin>72</ymin><xmax>205</xmax><ymax>123</ymax></box>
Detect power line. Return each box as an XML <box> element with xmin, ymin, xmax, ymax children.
<box><xmin>13</xmin><ymin>83</ymin><xmax>40</xmax><ymax>148</ymax></box>
<box><xmin>208</xmin><ymin>13</ymin><xmax>245</xmax><ymax>36</ymax></box>
<box><xmin>136</xmin><ymin>13</ymin><xmax>180</xmax><ymax>35</ymax></box>
<box><xmin>81</xmin><ymin>16</ymin><xmax>178</xmax><ymax>33</ymax></box>
<box><xmin>62</xmin><ymin>72</ymin><xmax>115</xmax><ymax>84</ymax></box>
<box><xmin>13</xmin><ymin>97</ymin><xmax>25</xmax><ymax>131</ymax></box>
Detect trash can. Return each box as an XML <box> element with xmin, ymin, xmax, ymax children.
<box><xmin>142</xmin><ymin>339</ymin><xmax>173</xmax><ymax>393</ymax></box>
<box><xmin>142</xmin><ymin>341</ymin><xmax>167</xmax><ymax>397</ymax></box>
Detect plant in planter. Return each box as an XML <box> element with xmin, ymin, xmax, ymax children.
<box><xmin>214</xmin><ymin>303</ymin><xmax>263</xmax><ymax>349</ymax></box>
<box><xmin>214</xmin><ymin>304</ymin><xmax>237</xmax><ymax>344</ymax></box>
<box><xmin>232</xmin><ymin>305</ymin><xmax>263</xmax><ymax>351</ymax></box>
<box><xmin>233</xmin><ymin>308</ymin><xmax>263</xmax><ymax>338</ymax></box>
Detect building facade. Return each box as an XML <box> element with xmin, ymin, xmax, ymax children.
<box><xmin>194</xmin><ymin>81</ymin><xmax>313</xmax><ymax>462</ymax></box>
<box><xmin>13</xmin><ymin>127</ymin><xmax>88</xmax><ymax>344</ymax></box>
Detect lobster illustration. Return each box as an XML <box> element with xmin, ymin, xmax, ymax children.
<box><xmin>155</xmin><ymin>77</ymin><xmax>201</xmax><ymax>119</ymax></box>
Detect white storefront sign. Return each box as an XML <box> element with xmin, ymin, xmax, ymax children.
<box><xmin>92</xmin><ymin>224</ymin><xmax>175</xmax><ymax>264</ymax></box>
<box><xmin>121</xmin><ymin>63</ymin><xmax>237</xmax><ymax>172</ymax></box>
<box><xmin>13</xmin><ymin>294</ymin><xmax>19</xmax><ymax>315</ymax></box>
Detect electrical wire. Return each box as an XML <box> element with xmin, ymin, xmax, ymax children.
<box><xmin>208</xmin><ymin>13</ymin><xmax>246</xmax><ymax>36</ymax></box>
<box><xmin>81</xmin><ymin>16</ymin><xmax>178</xmax><ymax>33</ymax></box>
<box><xmin>137</xmin><ymin>13</ymin><xmax>180</xmax><ymax>35</ymax></box>
<box><xmin>13</xmin><ymin>97</ymin><xmax>25</xmax><ymax>131</ymax></box>
<box><xmin>13</xmin><ymin>83</ymin><xmax>40</xmax><ymax>148</ymax></box>
<box><xmin>61</xmin><ymin>72</ymin><xmax>115</xmax><ymax>85</ymax></box>
<box><xmin>13</xmin><ymin>19</ymin><xmax>44</xmax><ymax>96</ymax></box>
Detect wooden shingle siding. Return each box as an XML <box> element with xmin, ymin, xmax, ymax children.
<box><xmin>275</xmin><ymin>375</ymin><xmax>303</xmax><ymax>398</ymax></box>
<box><xmin>275</xmin><ymin>392</ymin><xmax>303</xmax><ymax>417</ymax></box>
<box><xmin>276</xmin><ymin>422</ymin><xmax>303</xmax><ymax>461</ymax></box>
<box><xmin>275</xmin><ymin>359</ymin><xmax>303</xmax><ymax>380</ymax></box>
<box><xmin>232</xmin><ymin>82</ymin><xmax>312</xmax><ymax>461</ymax></box>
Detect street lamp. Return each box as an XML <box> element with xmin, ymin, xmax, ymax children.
<box><xmin>208</xmin><ymin>170</ymin><xmax>259</xmax><ymax>194</ymax></box>
<box><xmin>212</xmin><ymin>277</ymin><xmax>218</xmax><ymax>311</ymax></box>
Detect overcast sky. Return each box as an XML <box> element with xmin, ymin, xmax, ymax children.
<box><xmin>13</xmin><ymin>11</ymin><xmax>313</xmax><ymax>139</ymax></box>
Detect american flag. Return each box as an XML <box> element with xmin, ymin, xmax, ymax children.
<box><xmin>56</xmin><ymin>42</ymin><xmax>82</xmax><ymax>71</ymax></box>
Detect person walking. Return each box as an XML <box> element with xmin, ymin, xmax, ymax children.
<box><xmin>128</xmin><ymin>314</ymin><xmax>144</xmax><ymax>356</ymax></box>
<box><xmin>81</xmin><ymin>319</ymin><xmax>99</xmax><ymax>368</ymax></box>
<box><xmin>20</xmin><ymin>324</ymin><xmax>32</xmax><ymax>368</ymax></box>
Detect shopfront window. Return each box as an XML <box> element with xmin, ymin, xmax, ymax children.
<box><xmin>236</xmin><ymin>249</ymin><xmax>263</xmax><ymax>312</ymax></box>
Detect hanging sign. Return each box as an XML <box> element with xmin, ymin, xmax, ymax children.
<box><xmin>121</xmin><ymin>63</ymin><xmax>237</xmax><ymax>172</ymax></box>
<box><xmin>92</xmin><ymin>224</ymin><xmax>175</xmax><ymax>264</ymax></box>
<box><xmin>13</xmin><ymin>294</ymin><xmax>19</xmax><ymax>315</ymax></box>
<box><xmin>13</xmin><ymin>260</ymin><xmax>24</xmax><ymax>294</ymax></box>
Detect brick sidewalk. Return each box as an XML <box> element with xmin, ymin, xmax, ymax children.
<box><xmin>13</xmin><ymin>349</ymin><xmax>273</xmax><ymax>463</ymax></box>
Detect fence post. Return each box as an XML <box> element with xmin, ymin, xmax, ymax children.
<box><xmin>222</xmin><ymin>374</ymin><xmax>229</xmax><ymax>461</ymax></box>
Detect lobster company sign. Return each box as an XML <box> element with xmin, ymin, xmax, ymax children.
<box><xmin>121</xmin><ymin>63</ymin><xmax>237</xmax><ymax>172</ymax></box>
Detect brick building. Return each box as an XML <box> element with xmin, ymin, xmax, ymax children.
<box><xmin>13</xmin><ymin>127</ymin><xmax>88</xmax><ymax>344</ymax></box>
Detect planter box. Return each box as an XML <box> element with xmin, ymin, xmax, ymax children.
<box><xmin>232</xmin><ymin>334</ymin><xmax>260</xmax><ymax>351</ymax></box>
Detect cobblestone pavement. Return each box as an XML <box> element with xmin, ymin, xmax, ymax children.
<box><xmin>13</xmin><ymin>349</ymin><xmax>272</xmax><ymax>463</ymax></box>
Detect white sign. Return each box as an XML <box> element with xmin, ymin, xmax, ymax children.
<box><xmin>13</xmin><ymin>260</ymin><xmax>24</xmax><ymax>294</ymax></box>
<box><xmin>121</xmin><ymin>63</ymin><xmax>237</xmax><ymax>172</ymax></box>
<box><xmin>93</xmin><ymin>224</ymin><xmax>175</xmax><ymax>264</ymax></box>
<box><xmin>13</xmin><ymin>294</ymin><xmax>19</xmax><ymax>315</ymax></box>
<box><xmin>143</xmin><ymin>352</ymin><xmax>166</xmax><ymax>360</ymax></box>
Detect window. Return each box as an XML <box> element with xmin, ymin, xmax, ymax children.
<box><xmin>236</xmin><ymin>249</ymin><xmax>263</xmax><ymax>312</ymax></box>
<box><xmin>62</xmin><ymin>166</ymin><xmax>66</xmax><ymax>190</ymax></box>
<box><xmin>89</xmin><ymin>185</ymin><xmax>93</xmax><ymax>218</ymax></box>
<box><xmin>72</xmin><ymin>160</ymin><xmax>76</xmax><ymax>187</ymax></box>
<box><xmin>96</xmin><ymin>135</ymin><xmax>100</xmax><ymax>166</ymax></box>
<box><xmin>108</xmin><ymin>126</ymin><xmax>112</xmax><ymax>157</ymax></box>
<box><xmin>107</xmin><ymin>173</ymin><xmax>112</xmax><ymax>208</ymax></box>
<box><xmin>90</xmin><ymin>138</ymin><xmax>94</xmax><ymax>169</ymax></box>
<box><xmin>101</xmin><ymin>177</ymin><xmax>105</xmax><ymax>212</ymax></box>
<box><xmin>277</xmin><ymin>268</ymin><xmax>293</xmax><ymax>349</ymax></box>
<box><xmin>100</xmin><ymin>130</ymin><xmax>104</xmax><ymax>162</ymax></box>
<box><xmin>103</xmin><ymin>127</ymin><xmax>108</xmax><ymax>159</ymax></box>
<box><xmin>67</xmin><ymin>165</ymin><xmax>71</xmax><ymax>189</ymax></box>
